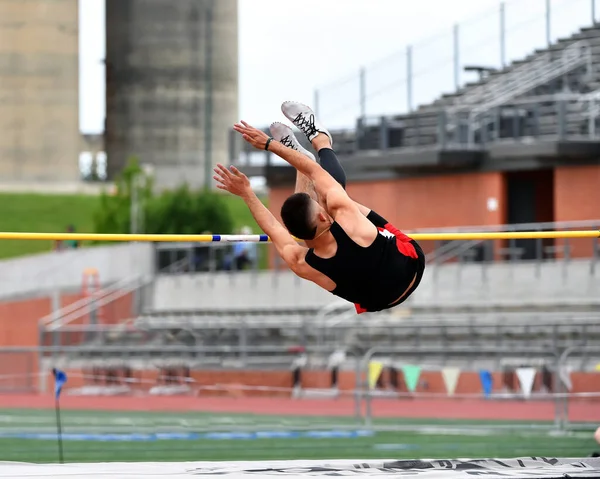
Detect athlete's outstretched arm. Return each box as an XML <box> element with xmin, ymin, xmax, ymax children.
<box><xmin>213</xmin><ymin>164</ymin><xmax>306</xmax><ymax>269</ymax></box>
<box><xmin>233</xmin><ymin>122</ymin><xmax>358</xmax><ymax>218</ymax></box>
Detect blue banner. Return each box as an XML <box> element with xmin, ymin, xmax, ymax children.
<box><xmin>478</xmin><ymin>369</ymin><xmax>493</xmax><ymax>398</ymax></box>
<box><xmin>53</xmin><ymin>368</ymin><xmax>67</xmax><ymax>400</ymax></box>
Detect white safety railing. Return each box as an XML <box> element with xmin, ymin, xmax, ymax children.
<box><xmin>39</xmin><ymin>274</ymin><xmax>152</xmax><ymax>331</ymax></box>
<box><xmin>449</xmin><ymin>41</ymin><xmax>591</xmax><ymax>114</ymax></box>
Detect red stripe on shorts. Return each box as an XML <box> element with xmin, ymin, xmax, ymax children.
<box><xmin>382</xmin><ymin>223</ymin><xmax>418</xmax><ymax>259</ymax></box>
<box><xmin>355</xmin><ymin>303</ymin><xmax>368</xmax><ymax>314</ymax></box>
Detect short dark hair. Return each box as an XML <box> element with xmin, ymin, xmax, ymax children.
<box><xmin>280</xmin><ymin>193</ymin><xmax>317</xmax><ymax>240</ymax></box>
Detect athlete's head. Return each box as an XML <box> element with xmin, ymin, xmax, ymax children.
<box><xmin>281</xmin><ymin>192</ymin><xmax>331</xmax><ymax>240</ymax></box>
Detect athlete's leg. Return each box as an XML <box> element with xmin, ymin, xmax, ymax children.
<box><xmin>316</xmin><ymin>147</ymin><xmax>347</xmax><ymax>189</ymax></box>
<box><xmin>282</xmin><ymin>101</ymin><xmax>371</xmax><ymax>216</ymax></box>
<box><xmin>270</xmin><ymin>122</ymin><xmax>347</xmax><ymax>190</ymax></box>
<box><xmin>270</xmin><ymin>123</ymin><xmax>318</xmax><ymax>201</ymax></box>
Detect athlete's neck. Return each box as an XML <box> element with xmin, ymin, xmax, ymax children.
<box><xmin>306</xmin><ymin>226</ymin><xmax>336</xmax><ymax>257</ymax></box>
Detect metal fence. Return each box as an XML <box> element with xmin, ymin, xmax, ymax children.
<box><xmin>556</xmin><ymin>345</ymin><xmax>600</xmax><ymax>430</ymax></box>
<box><xmin>314</xmin><ymin>0</ymin><xmax>600</xmax><ymax>129</ymax></box>
<box><xmin>0</xmin><ymin>344</ymin><xmax>597</xmax><ymax>429</ymax></box>
<box><xmin>36</xmin><ymin>312</ymin><xmax>600</xmax><ymax>352</ymax></box>
<box><xmin>0</xmin><ymin>344</ymin><xmax>597</xmax><ymax>463</ymax></box>
<box><xmin>153</xmin><ymin>219</ymin><xmax>600</xmax><ymax>274</ymax></box>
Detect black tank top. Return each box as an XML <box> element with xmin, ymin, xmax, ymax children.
<box><xmin>305</xmin><ymin>222</ymin><xmax>419</xmax><ymax>311</ymax></box>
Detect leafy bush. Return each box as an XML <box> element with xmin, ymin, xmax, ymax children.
<box><xmin>94</xmin><ymin>158</ymin><xmax>234</xmax><ymax>236</ymax></box>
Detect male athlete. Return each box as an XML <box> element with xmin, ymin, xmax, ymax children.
<box><xmin>215</xmin><ymin>101</ymin><xmax>425</xmax><ymax>314</ymax></box>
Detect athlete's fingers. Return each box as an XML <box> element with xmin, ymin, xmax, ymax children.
<box><xmin>213</xmin><ymin>174</ymin><xmax>225</xmax><ymax>183</ymax></box>
<box><xmin>212</xmin><ymin>170</ymin><xmax>224</xmax><ymax>183</ymax></box>
<box><xmin>216</xmin><ymin>164</ymin><xmax>232</xmax><ymax>177</ymax></box>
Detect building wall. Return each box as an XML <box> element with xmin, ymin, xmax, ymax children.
<box><xmin>0</xmin><ymin>0</ymin><xmax>79</xmax><ymax>182</ymax></box>
<box><xmin>554</xmin><ymin>164</ymin><xmax>600</xmax><ymax>257</ymax></box>
<box><xmin>0</xmin><ymin>292</ymin><xmax>134</xmax><ymax>348</ymax></box>
<box><xmin>105</xmin><ymin>0</ymin><xmax>238</xmax><ymax>190</ymax></box>
<box><xmin>268</xmin><ymin>171</ymin><xmax>506</xmax><ymax>263</ymax></box>
<box><xmin>270</xmin><ymin>172</ymin><xmax>506</xmax><ymax>229</ymax></box>
<box><xmin>554</xmin><ymin>164</ymin><xmax>600</xmax><ymax>220</ymax></box>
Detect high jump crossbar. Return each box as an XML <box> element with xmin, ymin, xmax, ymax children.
<box><xmin>0</xmin><ymin>231</ymin><xmax>598</xmax><ymax>242</ymax></box>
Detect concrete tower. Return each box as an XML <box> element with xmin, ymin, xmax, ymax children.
<box><xmin>105</xmin><ymin>0</ymin><xmax>238</xmax><ymax>190</ymax></box>
<box><xmin>0</xmin><ymin>0</ymin><xmax>80</xmax><ymax>183</ymax></box>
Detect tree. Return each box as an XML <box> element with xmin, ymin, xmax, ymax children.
<box><xmin>94</xmin><ymin>157</ymin><xmax>234</xmax><ymax>236</ymax></box>
<box><xmin>144</xmin><ymin>185</ymin><xmax>233</xmax><ymax>235</ymax></box>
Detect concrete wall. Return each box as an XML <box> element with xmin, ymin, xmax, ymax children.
<box><xmin>0</xmin><ymin>0</ymin><xmax>79</xmax><ymax>182</ymax></box>
<box><xmin>0</xmin><ymin>243</ymin><xmax>154</xmax><ymax>300</ymax></box>
<box><xmin>105</xmin><ymin>0</ymin><xmax>238</xmax><ymax>190</ymax></box>
<box><xmin>152</xmin><ymin>271</ymin><xmax>333</xmax><ymax>311</ymax></box>
<box><xmin>151</xmin><ymin>259</ymin><xmax>600</xmax><ymax>311</ymax></box>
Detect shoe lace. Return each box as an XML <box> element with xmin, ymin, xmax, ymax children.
<box><xmin>293</xmin><ymin>113</ymin><xmax>318</xmax><ymax>138</ymax></box>
<box><xmin>279</xmin><ymin>135</ymin><xmax>297</xmax><ymax>150</ymax></box>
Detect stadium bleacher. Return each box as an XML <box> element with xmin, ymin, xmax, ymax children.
<box><xmin>28</xmin><ymin>20</ymin><xmax>600</xmax><ymax>399</ymax></box>
<box><xmin>232</xmin><ymin>23</ymin><xmax>600</xmax><ymax>176</ymax></box>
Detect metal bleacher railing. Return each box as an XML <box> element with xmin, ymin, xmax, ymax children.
<box><xmin>230</xmin><ymin>0</ymin><xmax>600</xmax><ymax>166</ymax></box>
<box><xmin>421</xmin><ymin>218</ymin><xmax>600</xmax><ymax>273</ymax></box>
<box><xmin>38</xmin><ymin>310</ymin><xmax>600</xmax><ymax>361</ymax></box>
<box><xmin>0</xmin><ymin>343</ymin><xmax>597</xmax><ymax>432</ymax></box>
<box><xmin>312</xmin><ymin>0</ymin><xmax>600</xmax><ymax>128</ymax></box>
<box><xmin>447</xmin><ymin>41</ymin><xmax>592</xmax><ymax>113</ymax></box>
<box><xmin>154</xmin><ymin>218</ymin><xmax>600</xmax><ymax>275</ymax></box>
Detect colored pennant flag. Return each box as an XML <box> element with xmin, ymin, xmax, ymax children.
<box><xmin>53</xmin><ymin>368</ymin><xmax>67</xmax><ymax>400</ymax></box>
<box><xmin>402</xmin><ymin>365</ymin><xmax>421</xmax><ymax>393</ymax></box>
<box><xmin>368</xmin><ymin>361</ymin><xmax>384</xmax><ymax>389</ymax></box>
<box><xmin>441</xmin><ymin>367</ymin><xmax>461</xmax><ymax>396</ymax></box>
<box><xmin>516</xmin><ymin>367</ymin><xmax>536</xmax><ymax>399</ymax></box>
<box><xmin>559</xmin><ymin>366</ymin><xmax>572</xmax><ymax>391</ymax></box>
<box><xmin>595</xmin><ymin>363</ymin><xmax>600</xmax><ymax>372</ymax></box>
<box><xmin>479</xmin><ymin>369</ymin><xmax>493</xmax><ymax>398</ymax></box>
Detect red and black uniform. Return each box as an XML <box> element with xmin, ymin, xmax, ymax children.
<box><xmin>305</xmin><ymin>210</ymin><xmax>425</xmax><ymax>314</ymax></box>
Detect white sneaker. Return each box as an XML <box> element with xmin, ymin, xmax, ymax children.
<box><xmin>269</xmin><ymin>122</ymin><xmax>316</xmax><ymax>161</ymax></box>
<box><xmin>281</xmin><ymin>101</ymin><xmax>333</xmax><ymax>146</ymax></box>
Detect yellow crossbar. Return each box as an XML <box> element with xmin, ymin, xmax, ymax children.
<box><xmin>0</xmin><ymin>230</ymin><xmax>597</xmax><ymax>242</ymax></box>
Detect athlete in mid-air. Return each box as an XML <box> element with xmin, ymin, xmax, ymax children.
<box><xmin>215</xmin><ymin>101</ymin><xmax>425</xmax><ymax>314</ymax></box>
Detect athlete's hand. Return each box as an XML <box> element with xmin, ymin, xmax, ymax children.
<box><xmin>233</xmin><ymin>121</ymin><xmax>270</xmax><ymax>150</ymax></box>
<box><xmin>213</xmin><ymin>164</ymin><xmax>252</xmax><ymax>198</ymax></box>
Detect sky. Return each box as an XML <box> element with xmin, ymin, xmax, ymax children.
<box><xmin>79</xmin><ymin>0</ymin><xmax>596</xmax><ymax>134</ymax></box>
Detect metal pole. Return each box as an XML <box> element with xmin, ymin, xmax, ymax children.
<box><xmin>453</xmin><ymin>24</ymin><xmax>460</xmax><ymax>90</ymax></box>
<box><xmin>204</xmin><ymin>0</ymin><xmax>214</xmax><ymax>190</ymax></box>
<box><xmin>593</xmin><ymin>0</ymin><xmax>597</xmax><ymax>24</ymax></box>
<box><xmin>359</xmin><ymin>67</ymin><xmax>367</xmax><ymax>119</ymax></box>
<box><xmin>546</xmin><ymin>0</ymin><xmax>551</xmax><ymax>47</ymax></box>
<box><xmin>407</xmin><ymin>45</ymin><xmax>413</xmax><ymax>112</ymax></box>
<box><xmin>314</xmin><ymin>89</ymin><xmax>320</xmax><ymax>117</ymax></box>
<box><xmin>500</xmin><ymin>2</ymin><xmax>506</xmax><ymax>67</ymax></box>
<box><xmin>130</xmin><ymin>174</ymin><xmax>138</xmax><ymax>234</ymax></box>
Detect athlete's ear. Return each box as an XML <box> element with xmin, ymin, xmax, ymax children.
<box><xmin>317</xmin><ymin>211</ymin><xmax>328</xmax><ymax>223</ymax></box>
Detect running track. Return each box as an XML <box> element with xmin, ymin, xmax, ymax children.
<box><xmin>0</xmin><ymin>395</ymin><xmax>598</xmax><ymax>422</ymax></box>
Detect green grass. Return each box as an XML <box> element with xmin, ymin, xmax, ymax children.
<box><xmin>0</xmin><ymin>409</ymin><xmax>596</xmax><ymax>463</ymax></box>
<box><xmin>1</xmin><ymin>432</ymin><xmax>594</xmax><ymax>463</ymax></box>
<box><xmin>0</xmin><ymin>193</ymin><xmax>101</xmax><ymax>259</ymax></box>
<box><xmin>0</xmin><ymin>193</ymin><xmax>267</xmax><ymax>261</ymax></box>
